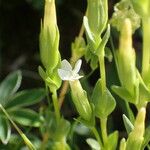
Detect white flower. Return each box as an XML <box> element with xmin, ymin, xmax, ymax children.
<box><xmin>58</xmin><ymin>59</ymin><xmax>83</xmax><ymax>81</ymax></box>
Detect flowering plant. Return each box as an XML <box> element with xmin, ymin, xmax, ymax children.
<box><xmin>0</xmin><ymin>0</ymin><xmax>150</xmax><ymax>149</ymax></box>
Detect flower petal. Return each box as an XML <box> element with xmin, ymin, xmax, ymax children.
<box><xmin>61</xmin><ymin>59</ymin><xmax>72</xmax><ymax>71</ymax></box>
<box><xmin>58</xmin><ymin>69</ymin><xmax>72</xmax><ymax>80</ymax></box>
<box><xmin>73</xmin><ymin>59</ymin><xmax>82</xmax><ymax>74</ymax></box>
<box><xmin>72</xmin><ymin>74</ymin><xmax>83</xmax><ymax>80</ymax></box>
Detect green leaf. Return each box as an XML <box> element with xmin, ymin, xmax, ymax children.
<box><xmin>111</xmin><ymin>85</ymin><xmax>134</xmax><ymax>103</ymax></box>
<box><xmin>85</xmin><ymin>49</ymin><xmax>99</xmax><ymax>70</ymax></box>
<box><xmin>141</xmin><ymin>125</ymin><xmax>150</xmax><ymax>149</ymax></box>
<box><xmin>105</xmin><ymin>131</ymin><xmax>118</xmax><ymax>150</ymax></box>
<box><xmin>71</xmin><ymin>37</ymin><xmax>86</xmax><ymax>60</ymax></box>
<box><xmin>0</xmin><ymin>116</ymin><xmax>11</xmax><ymax>144</ymax></box>
<box><xmin>96</xmin><ymin>25</ymin><xmax>110</xmax><ymax>56</ymax></box>
<box><xmin>8</xmin><ymin>109</ymin><xmax>44</xmax><ymax>127</ymax></box>
<box><xmin>123</xmin><ymin>114</ymin><xmax>134</xmax><ymax>134</ymax></box>
<box><xmin>126</xmin><ymin>108</ymin><xmax>146</xmax><ymax>150</ymax></box>
<box><xmin>74</xmin><ymin>124</ymin><xmax>90</xmax><ymax>135</ymax></box>
<box><xmin>83</xmin><ymin>16</ymin><xmax>95</xmax><ymax>44</ymax></box>
<box><xmin>92</xmin><ymin>79</ymin><xmax>116</xmax><ymax>118</ymax></box>
<box><xmin>5</xmin><ymin>88</ymin><xmax>46</xmax><ymax>108</ymax></box>
<box><xmin>38</xmin><ymin>66</ymin><xmax>47</xmax><ymax>81</ymax></box>
<box><xmin>0</xmin><ymin>70</ymin><xmax>22</xmax><ymax>106</ymax></box>
<box><xmin>86</xmin><ymin>138</ymin><xmax>100</xmax><ymax>150</ymax></box>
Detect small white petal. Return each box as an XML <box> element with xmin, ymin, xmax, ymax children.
<box><xmin>58</xmin><ymin>69</ymin><xmax>72</xmax><ymax>80</ymax></box>
<box><xmin>73</xmin><ymin>59</ymin><xmax>82</xmax><ymax>74</ymax></box>
<box><xmin>61</xmin><ymin>59</ymin><xmax>72</xmax><ymax>71</ymax></box>
<box><xmin>72</xmin><ymin>74</ymin><xmax>83</xmax><ymax>80</ymax></box>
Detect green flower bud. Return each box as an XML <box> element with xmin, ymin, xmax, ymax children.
<box><xmin>126</xmin><ymin>107</ymin><xmax>146</xmax><ymax>150</ymax></box>
<box><xmin>119</xmin><ymin>138</ymin><xmax>126</xmax><ymax>150</ymax></box>
<box><xmin>40</xmin><ymin>0</ymin><xmax>60</xmax><ymax>72</ymax></box>
<box><xmin>117</xmin><ymin>18</ymin><xmax>136</xmax><ymax>94</ymax></box>
<box><xmin>87</xmin><ymin>0</ymin><xmax>108</xmax><ymax>36</ymax></box>
<box><xmin>69</xmin><ymin>80</ymin><xmax>92</xmax><ymax>121</ymax></box>
<box><xmin>110</xmin><ymin>0</ymin><xmax>141</xmax><ymax>33</ymax></box>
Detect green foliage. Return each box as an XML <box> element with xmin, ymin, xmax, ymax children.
<box><xmin>0</xmin><ymin>116</ymin><xmax>11</xmax><ymax>144</ymax></box>
<box><xmin>2</xmin><ymin>0</ymin><xmax>150</xmax><ymax>149</ymax></box>
<box><xmin>92</xmin><ymin>79</ymin><xmax>116</xmax><ymax>118</ymax></box>
<box><xmin>110</xmin><ymin>0</ymin><xmax>141</xmax><ymax>33</ymax></box>
<box><xmin>0</xmin><ymin>70</ymin><xmax>22</xmax><ymax>106</ymax></box>
<box><xmin>104</xmin><ymin>131</ymin><xmax>118</xmax><ymax>150</ymax></box>
<box><xmin>126</xmin><ymin>108</ymin><xmax>146</xmax><ymax>150</ymax></box>
<box><xmin>86</xmin><ymin>138</ymin><xmax>100</xmax><ymax>150</ymax></box>
<box><xmin>71</xmin><ymin>37</ymin><xmax>87</xmax><ymax>61</ymax></box>
<box><xmin>9</xmin><ymin>109</ymin><xmax>43</xmax><ymax>127</ymax></box>
<box><xmin>5</xmin><ymin>88</ymin><xmax>45</xmax><ymax>108</ymax></box>
<box><xmin>123</xmin><ymin>114</ymin><xmax>134</xmax><ymax>134</ymax></box>
<box><xmin>0</xmin><ymin>71</ymin><xmax>45</xmax><ymax>144</ymax></box>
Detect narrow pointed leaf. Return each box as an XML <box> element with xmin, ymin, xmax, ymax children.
<box><xmin>123</xmin><ymin>114</ymin><xmax>134</xmax><ymax>134</ymax></box>
<box><xmin>86</xmin><ymin>138</ymin><xmax>100</xmax><ymax>150</ymax></box>
<box><xmin>111</xmin><ymin>85</ymin><xmax>134</xmax><ymax>103</ymax></box>
<box><xmin>0</xmin><ymin>70</ymin><xmax>22</xmax><ymax>106</ymax></box>
<box><xmin>8</xmin><ymin>109</ymin><xmax>44</xmax><ymax>127</ymax></box>
<box><xmin>105</xmin><ymin>131</ymin><xmax>118</xmax><ymax>150</ymax></box>
<box><xmin>5</xmin><ymin>88</ymin><xmax>46</xmax><ymax>108</ymax></box>
<box><xmin>0</xmin><ymin>116</ymin><xmax>11</xmax><ymax>144</ymax></box>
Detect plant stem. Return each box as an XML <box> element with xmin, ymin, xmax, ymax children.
<box><xmin>52</xmin><ymin>89</ymin><xmax>60</xmax><ymax>123</ymax></box>
<box><xmin>100</xmin><ymin>118</ymin><xmax>107</xmax><ymax>145</ymax></box>
<box><xmin>45</xmin><ymin>83</ymin><xmax>51</xmax><ymax>107</ymax></box>
<box><xmin>99</xmin><ymin>51</ymin><xmax>106</xmax><ymax>93</ymax></box>
<box><xmin>142</xmin><ymin>18</ymin><xmax>150</xmax><ymax>82</ymax></box>
<box><xmin>91</xmin><ymin>127</ymin><xmax>103</xmax><ymax>148</ymax></box>
<box><xmin>0</xmin><ymin>104</ymin><xmax>36</xmax><ymax>150</ymax></box>
<box><xmin>58</xmin><ymin>10</ymin><xmax>87</xmax><ymax>108</ymax></box>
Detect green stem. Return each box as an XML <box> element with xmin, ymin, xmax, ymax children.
<box><xmin>99</xmin><ymin>51</ymin><xmax>106</xmax><ymax>93</ymax></box>
<box><xmin>45</xmin><ymin>83</ymin><xmax>51</xmax><ymax>107</ymax></box>
<box><xmin>91</xmin><ymin>127</ymin><xmax>103</xmax><ymax>148</ymax></box>
<box><xmin>0</xmin><ymin>104</ymin><xmax>36</xmax><ymax>150</ymax></box>
<box><xmin>142</xmin><ymin>18</ymin><xmax>150</xmax><ymax>82</ymax></box>
<box><xmin>100</xmin><ymin>118</ymin><xmax>107</xmax><ymax>145</ymax></box>
<box><xmin>52</xmin><ymin>89</ymin><xmax>60</xmax><ymax>123</ymax></box>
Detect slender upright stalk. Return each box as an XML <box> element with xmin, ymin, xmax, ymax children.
<box><xmin>91</xmin><ymin>127</ymin><xmax>103</xmax><ymax>148</ymax></box>
<box><xmin>99</xmin><ymin>51</ymin><xmax>106</xmax><ymax>93</ymax></box>
<box><xmin>52</xmin><ymin>89</ymin><xmax>60</xmax><ymax>123</ymax></box>
<box><xmin>99</xmin><ymin>48</ymin><xmax>108</xmax><ymax>146</ymax></box>
<box><xmin>0</xmin><ymin>104</ymin><xmax>36</xmax><ymax>150</ymax></box>
<box><xmin>142</xmin><ymin>18</ymin><xmax>150</xmax><ymax>82</ymax></box>
<box><xmin>100</xmin><ymin>118</ymin><xmax>107</xmax><ymax>145</ymax></box>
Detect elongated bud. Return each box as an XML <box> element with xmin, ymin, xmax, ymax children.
<box><xmin>69</xmin><ymin>80</ymin><xmax>92</xmax><ymax>121</ymax></box>
<box><xmin>119</xmin><ymin>138</ymin><xmax>126</xmax><ymax>150</ymax></box>
<box><xmin>44</xmin><ymin>0</ymin><xmax>56</xmax><ymax>28</ymax></box>
<box><xmin>40</xmin><ymin>0</ymin><xmax>60</xmax><ymax>72</ymax></box>
<box><xmin>87</xmin><ymin>0</ymin><xmax>108</xmax><ymax>35</ymax></box>
<box><xmin>117</xmin><ymin>18</ymin><xmax>136</xmax><ymax>94</ymax></box>
<box><xmin>126</xmin><ymin>107</ymin><xmax>146</xmax><ymax>150</ymax></box>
